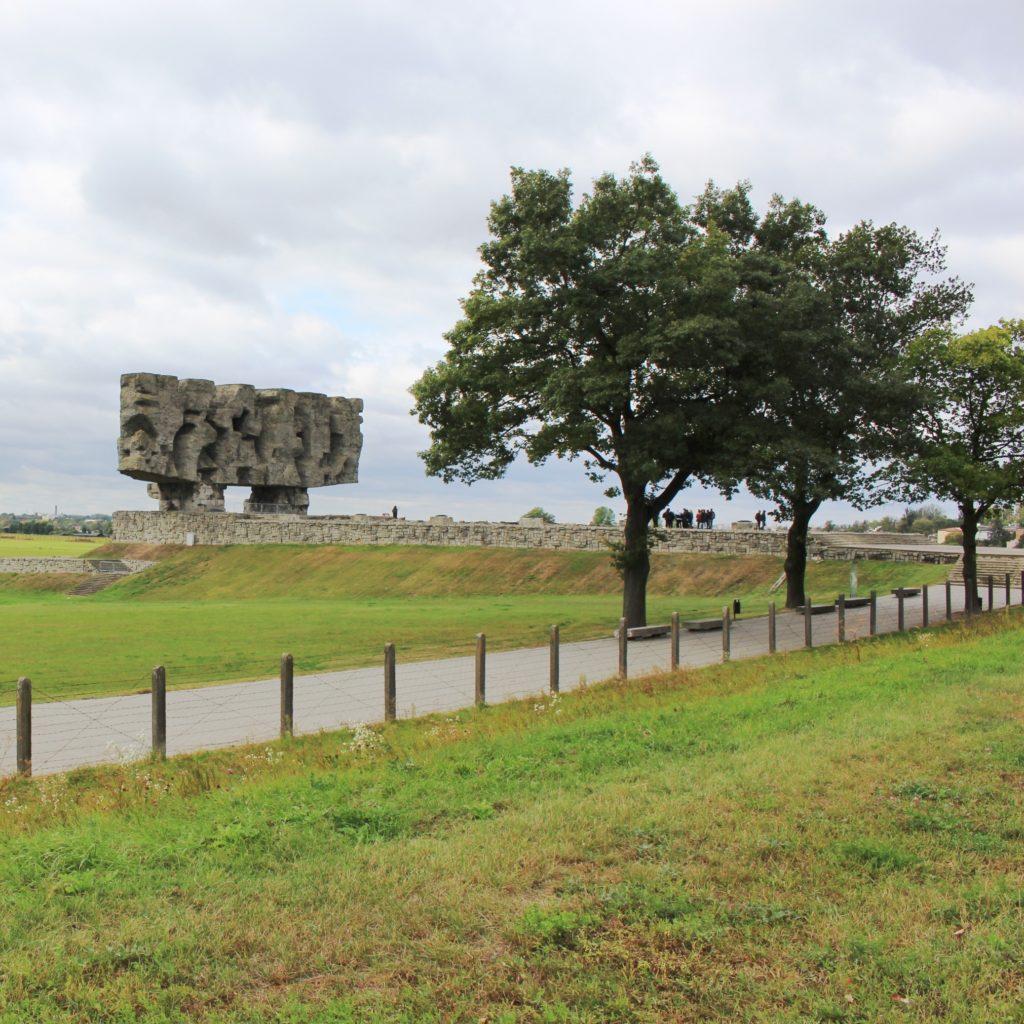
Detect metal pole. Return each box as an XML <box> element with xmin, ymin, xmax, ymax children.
<box><xmin>151</xmin><ymin>665</ymin><xmax>166</xmax><ymax>760</ymax></box>
<box><xmin>16</xmin><ymin>677</ymin><xmax>31</xmax><ymax>777</ymax></box>
<box><xmin>1006</xmin><ymin>573</ymin><xmax>1012</xmax><ymax>607</ymax></box>
<box><xmin>280</xmin><ymin>652</ymin><xmax>294</xmax><ymax>737</ymax></box>
<box><xmin>768</xmin><ymin>602</ymin><xmax>776</xmax><ymax>654</ymax></box>
<box><xmin>897</xmin><ymin>591</ymin><xmax>905</xmax><ymax>632</ymax></box>
<box><xmin>869</xmin><ymin>591</ymin><xmax>877</xmax><ymax>636</ymax></box>
<box><xmin>922</xmin><ymin>585</ymin><xmax>929</xmax><ymax>628</ymax></box>
<box><xmin>722</xmin><ymin>606</ymin><xmax>731</xmax><ymax>662</ymax></box>
<box><xmin>549</xmin><ymin>625</ymin><xmax>559</xmax><ymax>694</ymax></box>
<box><xmin>945</xmin><ymin>580</ymin><xmax>952</xmax><ymax>621</ymax></box>
<box><xmin>987</xmin><ymin>575</ymin><xmax>994</xmax><ymax>612</ymax></box>
<box><xmin>837</xmin><ymin>594</ymin><xmax>845</xmax><ymax>643</ymax></box>
<box><xmin>384</xmin><ymin>643</ymin><xmax>396</xmax><ymax>722</ymax></box>
<box><xmin>804</xmin><ymin>600</ymin><xmax>813</xmax><ymax>648</ymax></box>
<box><xmin>670</xmin><ymin>612</ymin><xmax>680</xmax><ymax>671</ymax></box>
<box><xmin>475</xmin><ymin>633</ymin><xmax>486</xmax><ymax>707</ymax></box>
<box><xmin>618</xmin><ymin>617</ymin><xmax>627</xmax><ymax>678</ymax></box>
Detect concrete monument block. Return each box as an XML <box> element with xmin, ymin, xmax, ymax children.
<box><xmin>118</xmin><ymin>373</ymin><xmax>363</xmax><ymax>514</ymax></box>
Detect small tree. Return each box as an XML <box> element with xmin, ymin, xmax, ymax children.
<box><xmin>693</xmin><ymin>184</ymin><xmax>972</xmax><ymax>607</ymax></box>
<box><xmin>886</xmin><ymin>321</ymin><xmax>1024</xmax><ymax>609</ymax></box>
<box><xmin>411</xmin><ymin>158</ymin><xmax>757</xmax><ymax>627</ymax></box>
<box><xmin>592</xmin><ymin>506</ymin><xmax>617</xmax><ymax>526</ymax></box>
<box><xmin>521</xmin><ymin>507</ymin><xmax>556</xmax><ymax>524</ymax></box>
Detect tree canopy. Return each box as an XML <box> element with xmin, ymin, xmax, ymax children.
<box><xmin>411</xmin><ymin>157</ymin><xmax>758</xmax><ymax>626</ymax></box>
<box><xmin>693</xmin><ymin>183</ymin><xmax>971</xmax><ymax>606</ymax></box>
<box><xmin>885</xmin><ymin>320</ymin><xmax>1024</xmax><ymax>607</ymax></box>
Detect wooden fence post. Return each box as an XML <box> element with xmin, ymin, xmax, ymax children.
<box><xmin>280</xmin><ymin>653</ymin><xmax>294</xmax><ymax>737</ymax></box>
<box><xmin>922</xmin><ymin>585</ymin><xmax>929</xmax><ymax>628</ymax></box>
<box><xmin>670</xmin><ymin>612</ymin><xmax>680</xmax><ymax>671</ymax></box>
<box><xmin>151</xmin><ymin>665</ymin><xmax>166</xmax><ymax>761</ymax></box>
<box><xmin>804</xmin><ymin>600</ymin><xmax>813</xmax><ymax>649</ymax></box>
<box><xmin>475</xmin><ymin>633</ymin><xmax>486</xmax><ymax>707</ymax></box>
<box><xmin>768</xmin><ymin>602</ymin><xmax>777</xmax><ymax>654</ymax></box>
<box><xmin>549</xmin><ymin>625</ymin><xmax>559</xmax><ymax>694</ymax></box>
<box><xmin>722</xmin><ymin>606</ymin><xmax>731</xmax><ymax>662</ymax></box>
<box><xmin>16</xmin><ymin>677</ymin><xmax>31</xmax><ymax>777</ymax></box>
<box><xmin>987</xmin><ymin>575</ymin><xmax>994</xmax><ymax>612</ymax></box>
<box><xmin>384</xmin><ymin>643</ymin><xmax>396</xmax><ymax>722</ymax></box>
<box><xmin>1006</xmin><ymin>573</ymin><xmax>1012</xmax><ymax>608</ymax></box>
<box><xmin>897</xmin><ymin>591</ymin><xmax>905</xmax><ymax>632</ymax></box>
<box><xmin>945</xmin><ymin>581</ymin><xmax>952</xmax><ymax>621</ymax></box>
<box><xmin>618</xmin><ymin>618</ymin><xmax>627</xmax><ymax>678</ymax></box>
<box><xmin>869</xmin><ymin>591</ymin><xmax>877</xmax><ymax>636</ymax></box>
<box><xmin>837</xmin><ymin>594</ymin><xmax>846</xmax><ymax>643</ymax></box>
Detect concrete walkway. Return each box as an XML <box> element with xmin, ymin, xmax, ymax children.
<box><xmin>0</xmin><ymin>583</ymin><xmax>1011</xmax><ymax>777</ymax></box>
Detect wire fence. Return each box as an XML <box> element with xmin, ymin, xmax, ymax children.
<box><xmin>2</xmin><ymin>573</ymin><xmax>1021</xmax><ymax>779</ymax></box>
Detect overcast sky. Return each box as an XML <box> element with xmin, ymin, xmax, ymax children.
<box><xmin>0</xmin><ymin>0</ymin><xmax>1021</xmax><ymax>525</ymax></box>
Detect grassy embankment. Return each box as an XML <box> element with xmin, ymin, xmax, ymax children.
<box><xmin>0</xmin><ymin>533</ymin><xmax>104</xmax><ymax>558</ymax></box>
<box><xmin>0</xmin><ymin>613</ymin><xmax>1022</xmax><ymax>1021</ymax></box>
<box><xmin>0</xmin><ymin>544</ymin><xmax>948</xmax><ymax>703</ymax></box>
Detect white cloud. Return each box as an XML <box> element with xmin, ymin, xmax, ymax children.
<box><xmin>0</xmin><ymin>0</ymin><xmax>1019</xmax><ymax>524</ymax></box>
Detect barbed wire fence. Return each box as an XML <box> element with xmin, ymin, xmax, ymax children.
<box><xmin>2</xmin><ymin>572</ymin><xmax>1021</xmax><ymax>780</ymax></box>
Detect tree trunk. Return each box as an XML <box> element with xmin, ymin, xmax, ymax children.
<box><xmin>960</xmin><ymin>502</ymin><xmax>980</xmax><ymax>613</ymax></box>
<box><xmin>621</xmin><ymin>491</ymin><xmax>651</xmax><ymax>628</ymax></box>
<box><xmin>784</xmin><ymin>501</ymin><xmax>819</xmax><ymax>609</ymax></box>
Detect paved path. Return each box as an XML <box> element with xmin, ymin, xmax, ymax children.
<box><xmin>0</xmin><ymin>583</ymin><xmax>1011</xmax><ymax>777</ymax></box>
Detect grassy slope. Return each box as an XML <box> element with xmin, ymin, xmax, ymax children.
<box><xmin>1</xmin><ymin>615</ymin><xmax>1023</xmax><ymax>1022</ymax></box>
<box><xmin>0</xmin><ymin>533</ymin><xmax>104</xmax><ymax>558</ymax></box>
<box><xmin>0</xmin><ymin>546</ymin><xmax>948</xmax><ymax>701</ymax></box>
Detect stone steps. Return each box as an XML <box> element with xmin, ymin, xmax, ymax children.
<box><xmin>946</xmin><ymin>554</ymin><xmax>1024</xmax><ymax>585</ymax></box>
<box><xmin>69</xmin><ymin>573</ymin><xmax>130</xmax><ymax>596</ymax></box>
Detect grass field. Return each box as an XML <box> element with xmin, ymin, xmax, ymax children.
<box><xmin>0</xmin><ymin>532</ymin><xmax>104</xmax><ymax>558</ymax></box>
<box><xmin>1</xmin><ymin>614</ymin><xmax>1022</xmax><ymax>1021</ymax></box>
<box><xmin>0</xmin><ymin>546</ymin><xmax>948</xmax><ymax>702</ymax></box>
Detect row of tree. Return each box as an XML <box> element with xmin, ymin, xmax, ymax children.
<box><xmin>411</xmin><ymin>157</ymin><xmax>1024</xmax><ymax>623</ymax></box>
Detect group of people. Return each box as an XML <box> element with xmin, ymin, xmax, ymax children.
<box><xmin>659</xmin><ymin>508</ymin><xmax>771</xmax><ymax>530</ymax></box>
<box><xmin>661</xmin><ymin>508</ymin><xmax>716</xmax><ymax>529</ymax></box>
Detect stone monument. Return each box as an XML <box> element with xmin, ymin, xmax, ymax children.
<box><xmin>117</xmin><ymin>373</ymin><xmax>363</xmax><ymax>514</ymax></box>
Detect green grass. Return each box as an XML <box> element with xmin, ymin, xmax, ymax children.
<box><xmin>0</xmin><ymin>533</ymin><xmax>104</xmax><ymax>558</ymax></box>
<box><xmin>0</xmin><ymin>546</ymin><xmax>948</xmax><ymax>702</ymax></box>
<box><xmin>1</xmin><ymin>614</ymin><xmax>1023</xmax><ymax>1021</ymax></box>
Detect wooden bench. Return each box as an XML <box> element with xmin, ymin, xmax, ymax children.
<box><xmin>843</xmin><ymin>596</ymin><xmax>871</xmax><ymax>608</ymax></box>
<box><xmin>891</xmin><ymin>588</ymin><xmax>921</xmax><ymax>598</ymax></box>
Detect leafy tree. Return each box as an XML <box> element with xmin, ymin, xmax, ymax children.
<box><xmin>521</xmin><ymin>507</ymin><xmax>556</xmax><ymax>523</ymax></box>
<box><xmin>410</xmin><ymin>158</ymin><xmax>756</xmax><ymax>627</ymax></box>
<box><xmin>886</xmin><ymin>321</ymin><xmax>1024</xmax><ymax>609</ymax></box>
<box><xmin>693</xmin><ymin>184</ymin><xmax>971</xmax><ymax>607</ymax></box>
<box><xmin>592</xmin><ymin>506</ymin><xmax>617</xmax><ymax>526</ymax></box>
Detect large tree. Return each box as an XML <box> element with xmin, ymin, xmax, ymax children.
<box><xmin>410</xmin><ymin>158</ymin><xmax>757</xmax><ymax>627</ymax></box>
<box><xmin>885</xmin><ymin>321</ymin><xmax>1024</xmax><ymax>611</ymax></box>
<box><xmin>693</xmin><ymin>184</ymin><xmax>972</xmax><ymax>607</ymax></box>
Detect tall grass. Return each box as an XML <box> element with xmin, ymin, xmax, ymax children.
<box><xmin>0</xmin><ymin>614</ymin><xmax>1021</xmax><ymax>1021</ymax></box>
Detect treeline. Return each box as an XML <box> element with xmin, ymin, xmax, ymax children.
<box><xmin>412</xmin><ymin>157</ymin><xmax>1024</xmax><ymax>621</ymax></box>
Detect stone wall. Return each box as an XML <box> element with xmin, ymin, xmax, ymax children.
<box><xmin>813</xmin><ymin>544</ymin><xmax>960</xmax><ymax>566</ymax></box>
<box><xmin>113</xmin><ymin>510</ymin><xmax>812</xmax><ymax>556</ymax></box>
<box><xmin>0</xmin><ymin>557</ymin><xmax>154</xmax><ymax>575</ymax></box>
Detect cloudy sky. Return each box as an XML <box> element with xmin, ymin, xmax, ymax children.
<box><xmin>0</xmin><ymin>0</ymin><xmax>1021</xmax><ymax>525</ymax></box>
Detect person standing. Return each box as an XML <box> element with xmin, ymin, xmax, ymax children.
<box><xmin>392</xmin><ymin>505</ymin><xmax>398</xmax><ymax>519</ymax></box>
